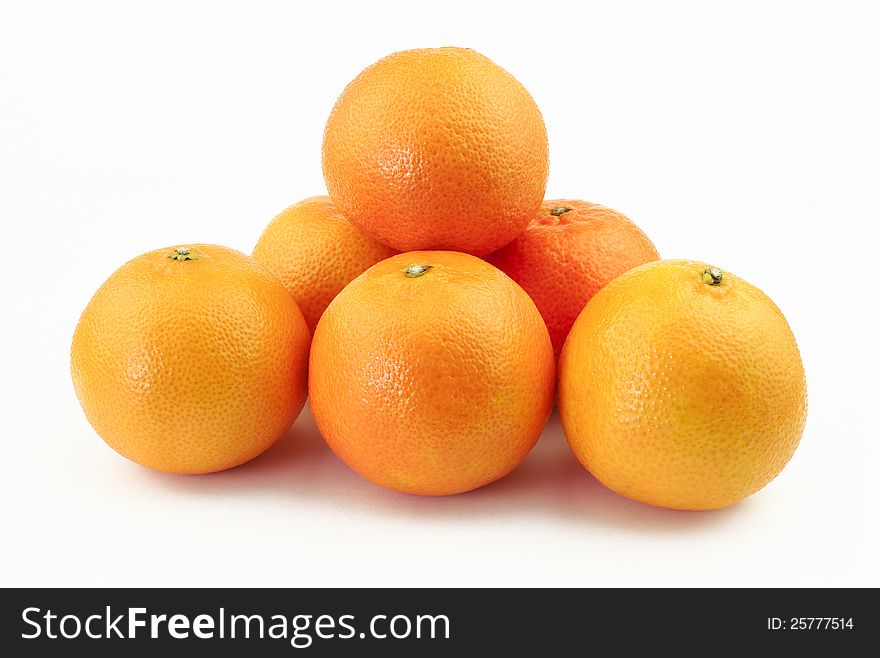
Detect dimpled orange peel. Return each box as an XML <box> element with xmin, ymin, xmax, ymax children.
<box><xmin>308</xmin><ymin>251</ymin><xmax>555</xmax><ymax>495</ymax></box>
<box><xmin>558</xmin><ymin>259</ymin><xmax>807</xmax><ymax>510</ymax></box>
<box><xmin>71</xmin><ymin>244</ymin><xmax>311</xmax><ymax>474</ymax></box>
<box><xmin>252</xmin><ymin>196</ymin><xmax>397</xmax><ymax>332</ymax></box>
<box><xmin>487</xmin><ymin>199</ymin><xmax>659</xmax><ymax>359</ymax></box>
<box><xmin>322</xmin><ymin>47</ymin><xmax>549</xmax><ymax>256</ymax></box>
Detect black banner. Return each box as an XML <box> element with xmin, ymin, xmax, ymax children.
<box><xmin>1</xmin><ymin>588</ymin><xmax>874</xmax><ymax>655</ymax></box>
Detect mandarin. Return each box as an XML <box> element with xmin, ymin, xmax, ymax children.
<box><xmin>309</xmin><ymin>251</ymin><xmax>555</xmax><ymax>495</ymax></box>
<box><xmin>558</xmin><ymin>260</ymin><xmax>807</xmax><ymax>510</ymax></box>
<box><xmin>252</xmin><ymin>196</ymin><xmax>397</xmax><ymax>332</ymax></box>
<box><xmin>322</xmin><ymin>47</ymin><xmax>548</xmax><ymax>256</ymax></box>
<box><xmin>71</xmin><ymin>245</ymin><xmax>310</xmax><ymax>474</ymax></box>
<box><xmin>487</xmin><ymin>199</ymin><xmax>659</xmax><ymax>359</ymax></box>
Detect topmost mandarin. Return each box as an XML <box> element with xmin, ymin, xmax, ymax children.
<box><xmin>322</xmin><ymin>47</ymin><xmax>548</xmax><ymax>256</ymax></box>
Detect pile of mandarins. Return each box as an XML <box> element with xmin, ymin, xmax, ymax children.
<box><xmin>71</xmin><ymin>48</ymin><xmax>806</xmax><ymax>511</ymax></box>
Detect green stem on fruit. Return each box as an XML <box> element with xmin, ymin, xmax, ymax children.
<box><xmin>403</xmin><ymin>264</ymin><xmax>432</xmax><ymax>278</ymax></box>
<box><xmin>702</xmin><ymin>267</ymin><xmax>723</xmax><ymax>285</ymax></box>
<box><xmin>550</xmin><ymin>206</ymin><xmax>572</xmax><ymax>216</ymax></box>
<box><xmin>169</xmin><ymin>247</ymin><xmax>197</xmax><ymax>261</ymax></box>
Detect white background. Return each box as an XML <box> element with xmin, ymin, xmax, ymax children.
<box><xmin>1</xmin><ymin>0</ymin><xmax>876</xmax><ymax>587</ymax></box>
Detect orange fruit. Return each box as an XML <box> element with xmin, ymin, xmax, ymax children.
<box><xmin>322</xmin><ymin>47</ymin><xmax>548</xmax><ymax>256</ymax></box>
<box><xmin>487</xmin><ymin>199</ymin><xmax>659</xmax><ymax>359</ymax></box>
<box><xmin>70</xmin><ymin>245</ymin><xmax>311</xmax><ymax>474</ymax></box>
<box><xmin>252</xmin><ymin>196</ymin><xmax>397</xmax><ymax>332</ymax></box>
<box><xmin>309</xmin><ymin>251</ymin><xmax>555</xmax><ymax>495</ymax></box>
<box><xmin>558</xmin><ymin>260</ymin><xmax>807</xmax><ymax>510</ymax></box>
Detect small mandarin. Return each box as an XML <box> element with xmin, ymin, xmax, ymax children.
<box><xmin>488</xmin><ymin>199</ymin><xmax>659</xmax><ymax>359</ymax></box>
<box><xmin>558</xmin><ymin>259</ymin><xmax>807</xmax><ymax>510</ymax></box>
<box><xmin>71</xmin><ymin>245</ymin><xmax>310</xmax><ymax>474</ymax></box>
<box><xmin>252</xmin><ymin>196</ymin><xmax>397</xmax><ymax>332</ymax></box>
<box><xmin>322</xmin><ymin>47</ymin><xmax>548</xmax><ymax>256</ymax></box>
<box><xmin>309</xmin><ymin>251</ymin><xmax>555</xmax><ymax>495</ymax></box>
